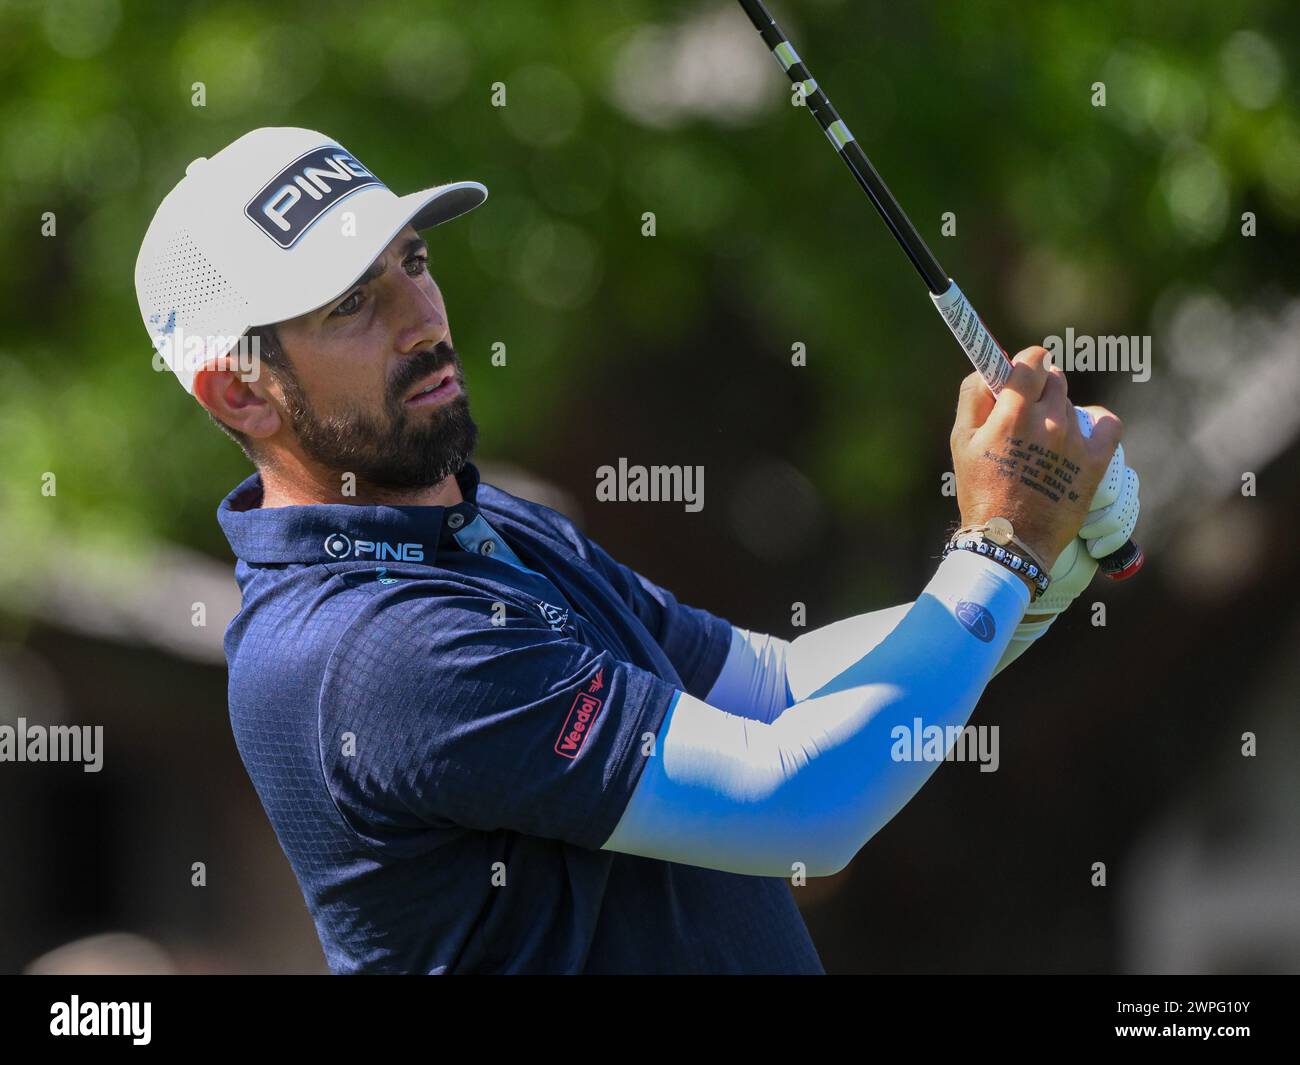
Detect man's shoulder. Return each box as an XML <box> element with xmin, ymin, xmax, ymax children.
<box><xmin>224</xmin><ymin>565</ymin><xmax>468</xmax><ymax>712</ymax></box>
<box><xmin>224</xmin><ymin>566</ymin><xmax>507</xmax><ymax>809</ymax></box>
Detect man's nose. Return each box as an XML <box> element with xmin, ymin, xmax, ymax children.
<box><xmin>393</xmin><ymin>277</ymin><xmax>447</xmax><ymax>354</ymax></box>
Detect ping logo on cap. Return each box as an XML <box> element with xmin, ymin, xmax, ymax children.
<box><xmin>245</xmin><ymin>146</ymin><xmax>386</xmax><ymax>248</ymax></box>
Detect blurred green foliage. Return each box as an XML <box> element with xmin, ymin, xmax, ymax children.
<box><xmin>0</xmin><ymin>0</ymin><xmax>1296</xmax><ymax>577</ymax></box>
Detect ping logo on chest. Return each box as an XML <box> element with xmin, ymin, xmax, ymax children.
<box><xmin>245</xmin><ymin>146</ymin><xmax>384</xmax><ymax>248</ymax></box>
<box><xmin>554</xmin><ymin>669</ymin><xmax>606</xmax><ymax>760</ymax></box>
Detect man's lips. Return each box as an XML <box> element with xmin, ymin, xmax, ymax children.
<box><xmin>404</xmin><ymin>367</ymin><xmax>457</xmax><ymax>405</ymax></box>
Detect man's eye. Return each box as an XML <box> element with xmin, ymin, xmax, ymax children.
<box><xmin>331</xmin><ymin>291</ymin><xmax>364</xmax><ymax>317</ymax></box>
<box><xmin>405</xmin><ymin>254</ymin><xmax>429</xmax><ymax>275</ymax></box>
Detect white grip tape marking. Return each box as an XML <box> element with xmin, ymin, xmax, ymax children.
<box><xmin>931</xmin><ymin>280</ymin><xmax>1011</xmax><ymax>393</ymax></box>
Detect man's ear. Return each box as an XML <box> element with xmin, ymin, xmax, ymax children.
<box><xmin>193</xmin><ymin>359</ymin><xmax>282</xmax><ymax>441</ymax></box>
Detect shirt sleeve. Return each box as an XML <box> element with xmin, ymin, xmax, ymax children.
<box><xmin>317</xmin><ymin>587</ymin><xmax>680</xmax><ymax>852</ymax></box>
<box><xmin>578</xmin><ymin>534</ymin><xmax>734</xmax><ymax>700</ymax></box>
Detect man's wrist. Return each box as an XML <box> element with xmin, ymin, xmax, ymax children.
<box><xmin>1010</xmin><ymin>570</ymin><xmax>1042</xmax><ymax>601</ymax></box>
<box><xmin>944</xmin><ymin>518</ymin><xmax>1051</xmax><ymax>602</ymax></box>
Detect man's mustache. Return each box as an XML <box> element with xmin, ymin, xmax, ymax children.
<box><xmin>390</xmin><ymin>342</ymin><xmax>458</xmax><ymax>405</ymax></box>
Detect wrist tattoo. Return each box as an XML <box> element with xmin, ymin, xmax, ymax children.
<box><xmin>984</xmin><ymin>437</ymin><xmax>1082</xmax><ymax>504</ymax></box>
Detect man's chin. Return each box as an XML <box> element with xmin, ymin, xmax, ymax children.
<box><xmin>286</xmin><ymin>389</ymin><xmax>477</xmax><ymax>493</ymax></box>
<box><xmin>347</xmin><ymin>412</ymin><xmax>478</xmax><ymax>492</ymax></box>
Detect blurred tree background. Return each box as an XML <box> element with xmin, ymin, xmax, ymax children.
<box><xmin>1</xmin><ymin>0</ymin><xmax>1298</xmax><ymax>974</ymax></box>
<box><xmin>3</xmin><ymin>0</ymin><xmax>1296</xmax><ymax>580</ymax></box>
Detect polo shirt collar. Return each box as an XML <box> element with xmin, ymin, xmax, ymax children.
<box><xmin>217</xmin><ymin>460</ymin><xmax>483</xmax><ymax>565</ymax></box>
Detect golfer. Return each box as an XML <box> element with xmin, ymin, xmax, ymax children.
<box><xmin>135</xmin><ymin>127</ymin><xmax>1140</xmax><ymax>974</ymax></box>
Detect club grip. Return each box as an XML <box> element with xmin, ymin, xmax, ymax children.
<box><xmin>931</xmin><ymin>281</ymin><xmax>1144</xmax><ymax>581</ymax></box>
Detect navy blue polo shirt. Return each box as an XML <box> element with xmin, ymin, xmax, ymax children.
<box><xmin>217</xmin><ymin>460</ymin><xmax>824</xmax><ymax>974</ymax></box>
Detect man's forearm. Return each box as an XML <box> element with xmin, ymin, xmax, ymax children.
<box><xmin>605</xmin><ymin>550</ymin><xmax>1031</xmax><ymax>877</ymax></box>
<box><xmin>706</xmin><ymin>575</ymin><xmax>1058</xmax><ymax>726</ymax></box>
<box><xmin>784</xmin><ymin>596</ymin><xmax>1043</xmax><ymax>706</ymax></box>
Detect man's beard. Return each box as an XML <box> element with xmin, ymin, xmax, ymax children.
<box><xmin>276</xmin><ymin>343</ymin><xmax>478</xmax><ymax>493</ymax></box>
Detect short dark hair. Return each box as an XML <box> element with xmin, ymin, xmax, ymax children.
<box><xmin>204</xmin><ymin>324</ymin><xmax>292</xmax><ymax>466</ymax></box>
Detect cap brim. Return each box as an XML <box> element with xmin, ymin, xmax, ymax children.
<box><xmin>343</xmin><ymin>180</ymin><xmax>488</xmax><ymax>295</ymax></box>
<box><xmin>244</xmin><ymin>179</ymin><xmax>488</xmax><ymax>331</ymax></box>
<box><xmin>406</xmin><ymin>181</ymin><xmax>488</xmax><ymax>230</ymax></box>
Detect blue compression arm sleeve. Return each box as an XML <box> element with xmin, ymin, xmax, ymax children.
<box><xmin>785</xmin><ymin>595</ymin><xmax>1041</xmax><ymax>704</ymax></box>
<box><xmin>703</xmin><ymin>625</ymin><xmax>794</xmax><ymax>724</ymax></box>
<box><xmin>705</xmin><ymin>582</ymin><xmax>1048</xmax><ymax>725</ymax></box>
<box><xmin>601</xmin><ymin>550</ymin><xmax>1029</xmax><ymax>877</ymax></box>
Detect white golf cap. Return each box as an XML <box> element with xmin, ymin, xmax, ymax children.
<box><xmin>135</xmin><ymin>126</ymin><xmax>487</xmax><ymax>394</ymax></box>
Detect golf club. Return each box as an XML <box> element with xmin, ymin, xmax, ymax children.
<box><xmin>737</xmin><ymin>0</ymin><xmax>1144</xmax><ymax>580</ymax></box>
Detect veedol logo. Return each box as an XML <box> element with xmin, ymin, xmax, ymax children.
<box><xmin>323</xmin><ymin>533</ymin><xmax>425</xmax><ymax>562</ymax></box>
<box><xmin>245</xmin><ymin>145</ymin><xmax>384</xmax><ymax>248</ymax></box>
<box><xmin>554</xmin><ymin>669</ymin><xmax>606</xmax><ymax>760</ymax></box>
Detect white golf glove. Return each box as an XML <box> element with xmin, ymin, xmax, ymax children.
<box><xmin>993</xmin><ymin>405</ymin><xmax>1140</xmax><ymax>675</ymax></box>
<box><xmin>1074</xmin><ymin>406</ymin><xmax>1140</xmax><ymax>560</ymax></box>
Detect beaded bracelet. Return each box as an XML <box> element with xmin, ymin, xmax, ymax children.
<box><xmin>943</xmin><ymin>533</ymin><xmax>1050</xmax><ymax>601</ymax></box>
<box><xmin>951</xmin><ymin>521</ymin><xmax>1051</xmax><ymax>578</ymax></box>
